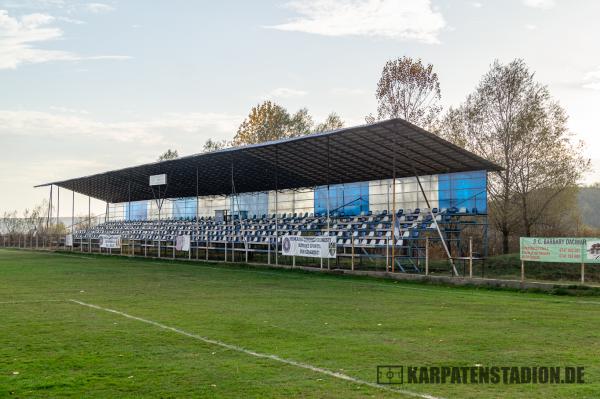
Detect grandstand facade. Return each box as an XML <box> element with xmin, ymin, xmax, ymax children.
<box><xmin>31</xmin><ymin>118</ymin><xmax>501</xmax><ymax>275</ymax></box>
<box><xmin>111</xmin><ymin>170</ymin><xmax>486</xmax><ymax>221</ymax></box>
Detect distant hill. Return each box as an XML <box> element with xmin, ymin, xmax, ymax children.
<box><xmin>579</xmin><ymin>185</ymin><xmax>600</xmax><ymax>229</ymax></box>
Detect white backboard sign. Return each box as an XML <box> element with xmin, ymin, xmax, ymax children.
<box><xmin>149</xmin><ymin>174</ymin><xmax>167</xmax><ymax>186</ymax></box>
<box><xmin>281</xmin><ymin>235</ymin><xmax>336</xmax><ymax>259</ymax></box>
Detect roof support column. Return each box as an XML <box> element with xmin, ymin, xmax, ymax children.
<box><xmin>196</xmin><ymin>167</ymin><xmax>199</xmax><ymax>255</ymax></box>
<box><xmin>88</xmin><ymin>194</ymin><xmax>91</xmax><ymax>253</ymax></box>
<box><xmin>326</xmin><ymin>136</ymin><xmax>331</xmax><ymax>270</ymax></box>
<box><xmin>275</xmin><ymin>146</ymin><xmax>279</xmax><ymax>266</ymax></box>
<box><xmin>56</xmin><ymin>186</ymin><xmax>60</xmax><ymax>228</ymax></box>
<box><xmin>46</xmin><ymin>184</ymin><xmax>53</xmax><ymax>230</ymax></box>
<box><xmin>127</xmin><ymin>181</ymin><xmax>131</xmax><ymax>221</ymax></box>
<box><xmin>230</xmin><ymin>156</ymin><xmax>235</xmax><ymax>262</ymax></box>
<box><xmin>71</xmin><ymin>190</ymin><xmax>75</xmax><ymax>234</ymax></box>
<box><xmin>391</xmin><ymin>142</ymin><xmax>396</xmax><ymax>273</ymax></box>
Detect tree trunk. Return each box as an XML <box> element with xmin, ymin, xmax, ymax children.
<box><xmin>502</xmin><ymin>230</ymin><xmax>510</xmax><ymax>254</ymax></box>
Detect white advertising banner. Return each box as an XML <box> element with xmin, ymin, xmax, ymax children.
<box><xmin>65</xmin><ymin>234</ymin><xmax>73</xmax><ymax>247</ymax></box>
<box><xmin>99</xmin><ymin>234</ymin><xmax>121</xmax><ymax>249</ymax></box>
<box><xmin>176</xmin><ymin>235</ymin><xmax>191</xmax><ymax>251</ymax></box>
<box><xmin>281</xmin><ymin>235</ymin><xmax>336</xmax><ymax>259</ymax></box>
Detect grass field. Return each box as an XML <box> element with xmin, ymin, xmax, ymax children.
<box><xmin>1</xmin><ymin>249</ymin><xmax>600</xmax><ymax>398</ymax></box>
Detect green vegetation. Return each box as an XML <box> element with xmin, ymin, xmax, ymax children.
<box><xmin>428</xmin><ymin>253</ymin><xmax>600</xmax><ymax>288</ymax></box>
<box><xmin>579</xmin><ymin>184</ymin><xmax>600</xmax><ymax>229</ymax></box>
<box><xmin>1</xmin><ymin>249</ymin><xmax>600</xmax><ymax>398</ymax></box>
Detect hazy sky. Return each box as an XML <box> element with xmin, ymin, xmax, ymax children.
<box><xmin>1</xmin><ymin>0</ymin><xmax>599</xmax><ymax>215</ymax></box>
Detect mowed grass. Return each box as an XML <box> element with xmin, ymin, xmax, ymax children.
<box><xmin>1</xmin><ymin>250</ymin><xmax>600</xmax><ymax>399</ymax></box>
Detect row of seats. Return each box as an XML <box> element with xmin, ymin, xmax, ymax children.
<box><xmin>74</xmin><ymin>207</ymin><xmax>476</xmax><ymax>248</ymax></box>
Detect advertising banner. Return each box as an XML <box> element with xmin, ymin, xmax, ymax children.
<box><xmin>99</xmin><ymin>234</ymin><xmax>121</xmax><ymax>249</ymax></box>
<box><xmin>65</xmin><ymin>234</ymin><xmax>73</xmax><ymax>247</ymax></box>
<box><xmin>281</xmin><ymin>235</ymin><xmax>336</xmax><ymax>259</ymax></box>
<box><xmin>176</xmin><ymin>235</ymin><xmax>191</xmax><ymax>251</ymax></box>
<box><xmin>520</xmin><ymin>237</ymin><xmax>600</xmax><ymax>263</ymax></box>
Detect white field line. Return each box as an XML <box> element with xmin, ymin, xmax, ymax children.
<box><xmin>70</xmin><ymin>299</ymin><xmax>442</xmax><ymax>399</ymax></box>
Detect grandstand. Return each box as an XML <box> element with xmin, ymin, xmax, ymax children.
<box><xmin>34</xmin><ymin>118</ymin><xmax>501</xmax><ymax>275</ymax></box>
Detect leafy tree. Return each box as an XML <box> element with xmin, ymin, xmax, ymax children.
<box><xmin>233</xmin><ymin>101</ymin><xmax>345</xmax><ymax>146</ymax></box>
<box><xmin>157</xmin><ymin>149</ymin><xmax>178</xmax><ymax>161</ymax></box>
<box><xmin>438</xmin><ymin>59</ymin><xmax>589</xmax><ymax>252</ymax></box>
<box><xmin>233</xmin><ymin>101</ymin><xmax>291</xmax><ymax>146</ymax></box>
<box><xmin>370</xmin><ymin>56</ymin><xmax>441</xmax><ymax>129</ymax></box>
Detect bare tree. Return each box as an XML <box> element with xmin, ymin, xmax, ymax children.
<box><xmin>438</xmin><ymin>59</ymin><xmax>589</xmax><ymax>252</ymax></box>
<box><xmin>1</xmin><ymin>210</ymin><xmax>19</xmax><ymax>235</ymax></box>
<box><xmin>314</xmin><ymin>112</ymin><xmax>345</xmax><ymax>133</ymax></box>
<box><xmin>372</xmin><ymin>56</ymin><xmax>442</xmax><ymax>129</ymax></box>
<box><xmin>202</xmin><ymin>139</ymin><xmax>229</xmax><ymax>153</ymax></box>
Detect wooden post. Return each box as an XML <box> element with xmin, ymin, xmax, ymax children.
<box><xmin>351</xmin><ymin>236</ymin><xmax>355</xmax><ymax>271</ymax></box>
<box><xmin>469</xmin><ymin>237</ymin><xmax>473</xmax><ymax>279</ymax></box>
<box><xmin>425</xmin><ymin>236</ymin><xmax>429</xmax><ymax>276</ymax></box>
<box><xmin>581</xmin><ymin>262</ymin><xmax>585</xmax><ymax>284</ymax></box>
<box><xmin>293</xmin><ymin>255</ymin><xmax>296</xmax><ymax>268</ymax></box>
<box><xmin>520</xmin><ymin>260</ymin><xmax>525</xmax><ymax>282</ymax></box>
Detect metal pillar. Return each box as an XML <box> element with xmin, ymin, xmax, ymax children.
<box><xmin>391</xmin><ymin>145</ymin><xmax>396</xmax><ymax>273</ymax></box>
<box><xmin>326</xmin><ymin>136</ymin><xmax>330</xmax><ymax>270</ymax></box>
<box><xmin>196</xmin><ymin>167</ymin><xmax>199</xmax><ymax>260</ymax></box>
<box><xmin>88</xmin><ymin>194</ymin><xmax>91</xmax><ymax>253</ymax></box>
<box><xmin>230</xmin><ymin>157</ymin><xmax>235</xmax><ymax>263</ymax></box>
<box><xmin>56</xmin><ymin>186</ymin><xmax>60</xmax><ymax>227</ymax></box>
<box><xmin>414</xmin><ymin>173</ymin><xmax>458</xmax><ymax>276</ymax></box>
<box><xmin>127</xmin><ymin>181</ymin><xmax>131</xmax><ymax>222</ymax></box>
<box><xmin>158</xmin><ymin>185</ymin><xmax>161</xmax><ymax>258</ymax></box>
<box><xmin>46</xmin><ymin>185</ymin><xmax>53</xmax><ymax>230</ymax></box>
<box><xmin>71</xmin><ymin>190</ymin><xmax>75</xmax><ymax>233</ymax></box>
<box><xmin>275</xmin><ymin>146</ymin><xmax>279</xmax><ymax>266</ymax></box>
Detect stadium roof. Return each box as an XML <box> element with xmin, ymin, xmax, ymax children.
<box><xmin>36</xmin><ymin>118</ymin><xmax>502</xmax><ymax>203</ymax></box>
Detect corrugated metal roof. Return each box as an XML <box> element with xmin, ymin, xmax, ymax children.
<box><xmin>36</xmin><ymin>118</ymin><xmax>502</xmax><ymax>203</ymax></box>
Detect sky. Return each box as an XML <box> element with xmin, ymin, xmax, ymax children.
<box><xmin>1</xmin><ymin>0</ymin><xmax>599</xmax><ymax>215</ymax></box>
